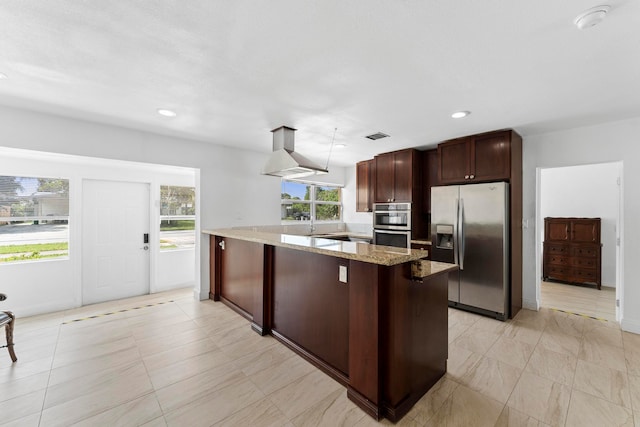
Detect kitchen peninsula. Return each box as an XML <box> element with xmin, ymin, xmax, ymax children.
<box><xmin>204</xmin><ymin>228</ymin><xmax>457</xmax><ymax>422</ymax></box>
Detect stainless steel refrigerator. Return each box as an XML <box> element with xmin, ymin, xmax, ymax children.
<box><xmin>431</xmin><ymin>182</ymin><xmax>509</xmax><ymax>320</ymax></box>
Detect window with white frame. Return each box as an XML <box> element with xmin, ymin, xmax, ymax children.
<box><xmin>0</xmin><ymin>175</ymin><xmax>69</xmax><ymax>263</ymax></box>
<box><xmin>281</xmin><ymin>180</ymin><xmax>342</xmax><ymax>222</ymax></box>
<box><xmin>160</xmin><ymin>185</ymin><xmax>195</xmax><ymax>250</ymax></box>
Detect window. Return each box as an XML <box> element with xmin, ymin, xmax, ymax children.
<box><xmin>0</xmin><ymin>176</ymin><xmax>69</xmax><ymax>263</ymax></box>
<box><xmin>160</xmin><ymin>185</ymin><xmax>195</xmax><ymax>250</ymax></box>
<box><xmin>281</xmin><ymin>180</ymin><xmax>342</xmax><ymax>222</ymax></box>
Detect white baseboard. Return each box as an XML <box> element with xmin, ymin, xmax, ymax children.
<box><xmin>522</xmin><ymin>297</ymin><xmax>539</xmax><ymax>311</ymax></box>
<box><xmin>620</xmin><ymin>317</ymin><xmax>640</xmax><ymax>335</ymax></box>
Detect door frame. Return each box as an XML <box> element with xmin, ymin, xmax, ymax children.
<box><xmin>535</xmin><ymin>162</ymin><xmax>624</xmax><ymax>322</ymax></box>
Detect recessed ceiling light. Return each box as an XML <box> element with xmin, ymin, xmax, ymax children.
<box><xmin>0</xmin><ymin>72</ymin><xmax>8</xmax><ymax>80</ymax></box>
<box><xmin>574</xmin><ymin>5</ymin><xmax>611</xmax><ymax>30</ymax></box>
<box><xmin>157</xmin><ymin>108</ymin><xmax>177</xmax><ymax>117</ymax></box>
<box><xmin>335</xmin><ymin>144</ymin><xmax>347</xmax><ymax>149</ymax></box>
<box><xmin>451</xmin><ymin>111</ymin><xmax>470</xmax><ymax>119</ymax></box>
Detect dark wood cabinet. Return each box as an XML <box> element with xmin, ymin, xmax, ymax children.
<box><xmin>543</xmin><ymin>217</ymin><xmax>602</xmax><ymax>289</ymax></box>
<box><xmin>210</xmin><ymin>231</ymin><xmax>451</xmax><ymax>423</ymax></box>
<box><xmin>374</xmin><ymin>149</ymin><xmax>420</xmax><ymax>203</ymax></box>
<box><xmin>437</xmin><ymin>130</ymin><xmax>512</xmax><ymax>185</ymax></box>
<box><xmin>210</xmin><ymin>236</ymin><xmax>268</xmax><ymax>334</ymax></box>
<box><xmin>437</xmin><ymin>137</ymin><xmax>469</xmax><ymax>184</ymax></box>
<box><xmin>422</xmin><ymin>149</ymin><xmax>438</xmax><ymax>215</ymax></box>
<box><xmin>374</xmin><ymin>152</ymin><xmax>396</xmax><ymax>203</ymax></box>
<box><xmin>356</xmin><ymin>159</ymin><xmax>375</xmax><ymax>212</ymax></box>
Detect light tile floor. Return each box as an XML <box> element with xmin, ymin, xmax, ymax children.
<box><xmin>2</xmin><ymin>288</ymin><xmax>639</xmax><ymax>426</ymax></box>
<box><xmin>541</xmin><ymin>280</ymin><xmax>616</xmax><ymax>322</ymax></box>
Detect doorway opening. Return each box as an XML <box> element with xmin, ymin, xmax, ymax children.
<box><xmin>537</xmin><ymin>162</ymin><xmax>622</xmax><ymax>322</ymax></box>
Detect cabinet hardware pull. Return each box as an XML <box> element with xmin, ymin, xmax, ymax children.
<box><xmin>470</xmin><ymin>174</ymin><xmax>475</xmax><ymax>179</ymax></box>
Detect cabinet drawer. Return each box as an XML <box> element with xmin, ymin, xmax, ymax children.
<box><xmin>572</xmin><ymin>246</ymin><xmax>599</xmax><ymax>257</ymax></box>
<box><xmin>546</xmin><ymin>244</ymin><xmax>569</xmax><ymax>255</ymax></box>
<box><xmin>571</xmin><ymin>257</ymin><xmax>597</xmax><ymax>268</ymax></box>
<box><xmin>572</xmin><ymin>269</ymin><xmax>598</xmax><ymax>282</ymax></box>
<box><xmin>547</xmin><ymin>255</ymin><xmax>569</xmax><ymax>265</ymax></box>
<box><xmin>547</xmin><ymin>265</ymin><xmax>571</xmax><ymax>277</ymax></box>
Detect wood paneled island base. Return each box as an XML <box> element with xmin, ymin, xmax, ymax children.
<box><xmin>206</xmin><ymin>229</ymin><xmax>456</xmax><ymax>423</ymax></box>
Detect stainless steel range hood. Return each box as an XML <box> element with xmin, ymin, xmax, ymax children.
<box><xmin>261</xmin><ymin>126</ymin><xmax>328</xmax><ymax>178</ymax></box>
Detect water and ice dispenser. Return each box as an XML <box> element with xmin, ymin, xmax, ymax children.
<box><xmin>432</xmin><ymin>224</ymin><xmax>455</xmax><ymax>264</ymax></box>
<box><xmin>435</xmin><ymin>224</ymin><xmax>454</xmax><ymax>249</ymax></box>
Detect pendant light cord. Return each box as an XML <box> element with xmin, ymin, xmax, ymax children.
<box><xmin>325</xmin><ymin>127</ymin><xmax>338</xmax><ymax>171</ymax></box>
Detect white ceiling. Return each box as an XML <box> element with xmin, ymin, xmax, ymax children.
<box><xmin>1</xmin><ymin>1</ymin><xmax>639</xmax><ymax>167</ymax></box>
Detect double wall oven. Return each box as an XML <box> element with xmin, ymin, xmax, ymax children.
<box><xmin>373</xmin><ymin>202</ymin><xmax>411</xmax><ymax>248</ymax></box>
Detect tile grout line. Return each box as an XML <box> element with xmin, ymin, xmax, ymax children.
<box><xmin>37</xmin><ymin>321</ymin><xmax>62</xmax><ymax>427</ymax></box>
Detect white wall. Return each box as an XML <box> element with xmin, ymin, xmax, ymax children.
<box><xmin>540</xmin><ymin>163</ymin><xmax>619</xmax><ymax>287</ymax></box>
<box><xmin>523</xmin><ymin>116</ymin><xmax>640</xmax><ymax>333</ymax></box>
<box><xmin>0</xmin><ymin>147</ymin><xmax>197</xmax><ymax>316</ymax></box>
<box><xmin>0</xmin><ymin>106</ymin><xmax>279</xmax><ymax>309</ymax></box>
<box><xmin>0</xmin><ymin>105</ymin><xmax>345</xmax><ymax>311</ymax></box>
<box><xmin>342</xmin><ymin>165</ymin><xmax>374</xmax><ymax>225</ymax></box>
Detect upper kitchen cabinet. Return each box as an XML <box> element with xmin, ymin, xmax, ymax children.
<box><xmin>374</xmin><ymin>148</ymin><xmax>420</xmax><ymax>203</ymax></box>
<box><xmin>437</xmin><ymin>130</ymin><xmax>519</xmax><ymax>185</ymax></box>
<box><xmin>422</xmin><ymin>149</ymin><xmax>439</xmax><ymax>214</ymax></box>
<box><xmin>356</xmin><ymin>159</ymin><xmax>375</xmax><ymax>212</ymax></box>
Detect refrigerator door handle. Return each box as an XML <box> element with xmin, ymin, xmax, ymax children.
<box><xmin>453</xmin><ymin>198</ymin><xmax>459</xmax><ymax>266</ymax></box>
<box><xmin>459</xmin><ymin>198</ymin><xmax>465</xmax><ymax>270</ymax></box>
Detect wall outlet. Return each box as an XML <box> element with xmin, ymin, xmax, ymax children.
<box><xmin>339</xmin><ymin>265</ymin><xmax>348</xmax><ymax>283</ymax></box>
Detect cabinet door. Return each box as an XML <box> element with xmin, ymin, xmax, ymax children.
<box><xmin>423</xmin><ymin>149</ymin><xmax>438</xmax><ymax>214</ymax></box>
<box><xmin>392</xmin><ymin>149</ymin><xmax>413</xmax><ymax>202</ymax></box>
<box><xmin>472</xmin><ymin>132</ymin><xmax>511</xmax><ymax>181</ymax></box>
<box><xmin>375</xmin><ymin>152</ymin><xmax>395</xmax><ymax>202</ymax></box>
<box><xmin>356</xmin><ymin>160</ymin><xmax>373</xmax><ymax>212</ymax></box>
<box><xmin>438</xmin><ymin>138</ymin><xmax>470</xmax><ymax>184</ymax></box>
<box><xmin>545</xmin><ymin>218</ymin><xmax>570</xmax><ymax>242</ymax></box>
<box><xmin>367</xmin><ymin>159</ymin><xmax>375</xmax><ymax>210</ymax></box>
<box><xmin>571</xmin><ymin>219</ymin><xmax>600</xmax><ymax>243</ymax></box>
<box><xmin>220</xmin><ymin>238</ymin><xmax>264</xmax><ymax>318</ymax></box>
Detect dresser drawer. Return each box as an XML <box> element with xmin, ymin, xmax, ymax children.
<box><xmin>547</xmin><ymin>265</ymin><xmax>571</xmax><ymax>277</ymax></box>
<box><xmin>547</xmin><ymin>255</ymin><xmax>569</xmax><ymax>265</ymax></box>
<box><xmin>572</xmin><ymin>268</ymin><xmax>598</xmax><ymax>283</ymax></box>
<box><xmin>545</xmin><ymin>244</ymin><xmax>569</xmax><ymax>255</ymax></box>
<box><xmin>571</xmin><ymin>257</ymin><xmax>597</xmax><ymax>268</ymax></box>
<box><xmin>572</xmin><ymin>246</ymin><xmax>599</xmax><ymax>257</ymax></box>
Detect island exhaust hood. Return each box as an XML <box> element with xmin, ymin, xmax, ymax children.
<box><xmin>261</xmin><ymin>126</ymin><xmax>329</xmax><ymax>178</ymax></box>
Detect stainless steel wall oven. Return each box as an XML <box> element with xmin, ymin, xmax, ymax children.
<box><xmin>373</xmin><ymin>203</ymin><xmax>411</xmax><ymax>248</ymax></box>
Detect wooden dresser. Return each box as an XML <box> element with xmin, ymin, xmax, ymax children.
<box><xmin>543</xmin><ymin>217</ymin><xmax>602</xmax><ymax>289</ymax></box>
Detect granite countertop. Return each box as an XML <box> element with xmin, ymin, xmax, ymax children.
<box><xmin>411</xmin><ymin>239</ymin><xmax>432</xmax><ymax>245</ymax></box>
<box><xmin>411</xmin><ymin>260</ymin><xmax>458</xmax><ymax>278</ymax></box>
<box><xmin>203</xmin><ymin>228</ymin><xmax>428</xmax><ymax>266</ymax></box>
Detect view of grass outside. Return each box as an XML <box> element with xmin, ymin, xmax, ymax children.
<box><xmin>0</xmin><ymin>179</ymin><xmax>198</xmax><ymax>260</ymax></box>
<box><xmin>160</xmin><ymin>186</ymin><xmax>195</xmax><ymax>250</ymax></box>
<box><xmin>1</xmin><ymin>176</ymin><xmax>70</xmax><ymax>263</ymax></box>
<box><xmin>0</xmin><ymin>241</ymin><xmax>69</xmax><ymax>263</ymax></box>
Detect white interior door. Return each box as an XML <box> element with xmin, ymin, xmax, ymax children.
<box><xmin>82</xmin><ymin>179</ymin><xmax>150</xmax><ymax>305</ymax></box>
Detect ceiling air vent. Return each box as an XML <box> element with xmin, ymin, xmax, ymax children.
<box><xmin>365</xmin><ymin>132</ymin><xmax>389</xmax><ymax>141</ymax></box>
